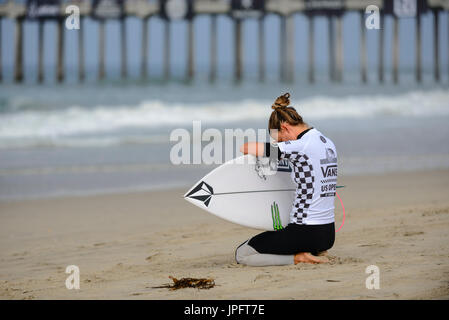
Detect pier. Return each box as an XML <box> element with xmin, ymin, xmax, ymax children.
<box><xmin>0</xmin><ymin>0</ymin><xmax>448</xmax><ymax>84</ymax></box>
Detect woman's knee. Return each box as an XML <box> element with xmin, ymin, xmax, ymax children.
<box><xmin>235</xmin><ymin>240</ymin><xmax>258</xmax><ymax>264</ymax></box>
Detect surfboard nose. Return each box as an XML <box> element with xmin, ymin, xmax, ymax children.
<box><xmin>183</xmin><ymin>181</ymin><xmax>214</xmax><ymax>207</ymax></box>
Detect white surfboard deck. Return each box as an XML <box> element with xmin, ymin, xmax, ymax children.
<box><xmin>184</xmin><ymin>155</ymin><xmax>296</xmax><ymax>231</ymax></box>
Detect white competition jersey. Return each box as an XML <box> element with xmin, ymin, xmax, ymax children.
<box><xmin>277</xmin><ymin>128</ymin><xmax>337</xmax><ymax>225</ymax></box>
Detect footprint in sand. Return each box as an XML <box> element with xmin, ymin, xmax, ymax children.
<box><xmin>145</xmin><ymin>252</ymin><xmax>161</xmax><ymax>262</ymax></box>
<box><xmin>12</xmin><ymin>251</ymin><xmax>28</xmax><ymax>257</ymax></box>
<box><xmin>253</xmin><ymin>274</ymin><xmax>272</xmax><ymax>283</ymax></box>
<box><xmin>327</xmin><ymin>255</ymin><xmax>363</xmax><ymax>265</ymax></box>
<box><xmin>421</xmin><ymin>207</ymin><xmax>449</xmax><ymax>217</ymax></box>
<box><xmin>403</xmin><ymin>231</ymin><xmax>425</xmax><ymax>237</ymax></box>
<box><xmin>93</xmin><ymin>242</ymin><xmax>106</xmax><ymax>247</ymax></box>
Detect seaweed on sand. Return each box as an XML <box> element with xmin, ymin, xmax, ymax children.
<box><xmin>153</xmin><ymin>276</ymin><xmax>215</xmax><ymax>290</ymax></box>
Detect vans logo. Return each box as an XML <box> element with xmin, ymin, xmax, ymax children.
<box><xmin>321</xmin><ymin>165</ymin><xmax>337</xmax><ymax>178</ymax></box>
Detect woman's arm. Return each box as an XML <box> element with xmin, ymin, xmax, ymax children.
<box><xmin>240</xmin><ymin>142</ymin><xmax>265</xmax><ymax>157</ymax></box>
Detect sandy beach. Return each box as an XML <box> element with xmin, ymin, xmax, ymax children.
<box><xmin>0</xmin><ymin>169</ymin><xmax>448</xmax><ymax>300</ymax></box>
<box><xmin>1</xmin><ymin>0</ymin><xmax>449</xmax><ymax>303</ymax></box>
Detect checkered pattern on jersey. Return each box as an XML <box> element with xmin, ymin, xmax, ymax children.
<box><xmin>281</xmin><ymin>152</ymin><xmax>315</xmax><ymax>224</ymax></box>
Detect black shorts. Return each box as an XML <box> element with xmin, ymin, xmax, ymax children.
<box><xmin>247</xmin><ymin>222</ymin><xmax>335</xmax><ymax>256</ymax></box>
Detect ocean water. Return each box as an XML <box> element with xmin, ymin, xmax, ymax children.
<box><xmin>0</xmin><ymin>79</ymin><xmax>449</xmax><ymax>200</ymax></box>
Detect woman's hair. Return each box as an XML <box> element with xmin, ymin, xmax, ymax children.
<box><xmin>268</xmin><ymin>93</ymin><xmax>304</xmax><ymax>131</ymax></box>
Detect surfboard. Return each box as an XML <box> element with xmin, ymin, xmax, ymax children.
<box><xmin>183</xmin><ymin>155</ymin><xmax>296</xmax><ymax>230</ymax></box>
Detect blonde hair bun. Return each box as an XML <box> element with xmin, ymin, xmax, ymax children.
<box><xmin>272</xmin><ymin>93</ymin><xmax>291</xmax><ymax>110</ymax></box>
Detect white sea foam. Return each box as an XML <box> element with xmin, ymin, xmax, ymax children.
<box><xmin>0</xmin><ymin>89</ymin><xmax>448</xmax><ymax>148</ymax></box>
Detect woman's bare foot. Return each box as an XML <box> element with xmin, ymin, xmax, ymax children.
<box><xmin>294</xmin><ymin>252</ymin><xmax>329</xmax><ymax>264</ymax></box>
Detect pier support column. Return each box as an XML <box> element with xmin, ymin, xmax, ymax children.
<box><xmin>378</xmin><ymin>11</ymin><xmax>384</xmax><ymax>83</ymax></box>
<box><xmin>14</xmin><ymin>18</ymin><xmax>24</xmax><ymax>83</ymax></box>
<box><xmin>78</xmin><ymin>17</ymin><xmax>85</xmax><ymax>82</ymax></box>
<box><xmin>280</xmin><ymin>16</ymin><xmax>286</xmax><ymax>82</ymax></box>
<box><xmin>209</xmin><ymin>15</ymin><xmax>217</xmax><ymax>83</ymax></box>
<box><xmin>120</xmin><ymin>17</ymin><xmax>127</xmax><ymax>79</ymax></box>
<box><xmin>279</xmin><ymin>15</ymin><xmax>293</xmax><ymax>83</ymax></box>
<box><xmin>56</xmin><ymin>18</ymin><xmax>65</xmax><ymax>83</ymax></box>
<box><xmin>335</xmin><ymin>14</ymin><xmax>343</xmax><ymax>82</ymax></box>
<box><xmin>286</xmin><ymin>14</ymin><xmax>294</xmax><ymax>83</ymax></box>
<box><xmin>327</xmin><ymin>15</ymin><xmax>335</xmax><ymax>82</ymax></box>
<box><xmin>392</xmin><ymin>15</ymin><xmax>399</xmax><ymax>84</ymax></box>
<box><xmin>164</xmin><ymin>19</ymin><xmax>170</xmax><ymax>81</ymax></box>
<box><xmin>360</xmin><ymin>11</ymin><xmax>367</xmax><ymax>83</ymax></box>
<box><xmin>416</xmin><ymin>12</ymin><xmax>421</xmax><ymax>82</ymax></box>
<box><xmin>308</xmin><ymin>14</ymin><xmax>315</xmax><ymax>84</ymax></box>
<box><xmin>258</xmin><ymin>15</ymin><xmax>265</xmax><ymax>82</ymax></box>
<box><xmin>234</xmin><ymin>18</ymin><xmax>242</xmax><ymax>82</ymax></box>
<box><xmin>186</xmin><ymin>18</ymin><xmax>194</xmax><ymax>82</ymax></box>
<box><xmin>433</xmin><ymin>9</ymin><xmax>440</xmax><ymax>82</ymax></box>
<box><xmin>141</xmin><ymin>17</ymin><xmax>149</xmax><ymax>80</ymax></box>
<box><xmin>0</xmin><ymin>18</ymin><xmax>2</xmax><ymax>83</ymax></box>
<box><xmin>38</xmin><ymin>19</ymin><xmax>44</xmax><ymax>83</ymax></box>
<box><xmin>98</xmin><ymin>20</ymin><xmax>105</xmax><ymax>80</ymax></box>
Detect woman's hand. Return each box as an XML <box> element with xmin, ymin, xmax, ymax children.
<box><xmin>240</xmin><ymin>142</ymin><xmax>265</xmax><ymax>157</ymax></box>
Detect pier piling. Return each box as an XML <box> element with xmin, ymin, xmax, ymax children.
<box><xmin>335</xmin><ymin>14</ymin><xmax>343</xmax><ymax>82</ymax></box>
<box><xmin>38</xmin><ymin>19</ymin><xmax>44</xmax><ymax>83</ymax></box>
<box><xmin>416</xmin><ymin>12</ymin><xmax>422</xmax><ymax>82</ymax></box>
<box><xmin>378</xmin><ymin>10</ymin><xmax>384</xmax><ymax>83</ymax></box>
<box><xmin>433</xmin><ymin>9</ymin><xmax>440</xmax><ymax>82</ymax></box>
<box><xmin>360</xmin><ymin>11</ymin><xmax>367</xmax><ymax>83</ymax></box>
<box><xmin>392</xmin><ymin>14</ymin><xmax>399</xmax><ymax>84</ymax></box>
<box><xmin>56</xmin><ymin>18</ymin><xmax>65</xmax><ymax>83</ymax></box>
<box><xmin>164</xmin><ymin>19</ymin><xmax>170</xmax><ymax>81</ymax></box>
<box><xmin>234</xmin><ymin>18</ymin><xmax>242</xmax><ymax>82</ymax></box>
<box><xmin>0</xmin><ymin>18</ymin><xmax>2</xmax><ymax>83</ymax></box>
<box><xmin>328</xmin><ymin>15</ymin><xmax>335</xmax><ymax>82</ymax></box>
<box><xmin>308</xmin><ymin>14</ymin><xmax>314</xmax><ymax>84</ymax></box>
<box><xmin>120</xmin><ymin>17</ymin><xmax>127</xmax><ymax>79</ymax></box>
<box><xmin>286</xmin><ymin>14</ymin><xmax>294</xmax><ymax>83</ymax></box>
<box><xmin>209</xmin><ymin>14</ymin><xmax>217</xmax><ymax>83</ymax></box>
<box><xmin>98</xmin><ymin>19</ymin><xmax>105</xmax><ymax>80</ymax></box>
<box><xmin>14</xmin><ymin>17</ymin><xmax>24</xmax><ymax>83</ymax></box>
<box><xmin>78</xmin><ymin>17</ymin><xmax>85</xmax><ymax>82</ymax></box>
<box><xmin>186</xmin><ymin>18</ymin><xmax>194</xmax><ymax>81</ymax></box>
<box><xmin>258</xmin><ymin>15</ymin><xmax>265</xmax><ymax>82</ymax></box>
<box><xmin>141</xmin><ymin>16</ymin><xmax>148</xmax><ymax>79</ymax></box>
